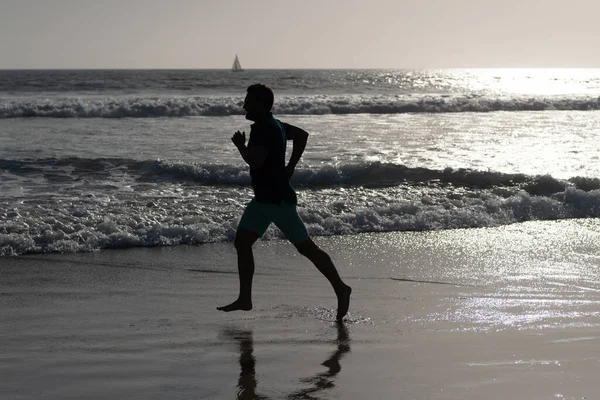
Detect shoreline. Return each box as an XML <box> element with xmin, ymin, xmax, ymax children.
<box><xmin>2</xmin><ymin>218</ymin><xmax>599</xmax><ymax>399</ymax></box>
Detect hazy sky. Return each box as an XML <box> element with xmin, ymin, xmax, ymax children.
<box><xmin>1</xmin><ymin>0</ymin><xmax>599</xmax><ymax>69</ymax></box>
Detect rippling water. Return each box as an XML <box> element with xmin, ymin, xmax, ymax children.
<box><xmin>1</xmin><ymin>69</ymin><xmax>599</xmax><ymax>255</ymax></box>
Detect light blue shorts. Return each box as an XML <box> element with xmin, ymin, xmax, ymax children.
<box><xmin>238</xmin><ymin>199</ymin><xmax>310</xmax><ymax>245</ymax></box>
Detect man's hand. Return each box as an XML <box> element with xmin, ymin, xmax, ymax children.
<box><xmin>285</xmin><ymin>164</ymin><xmax>295</xmax><ymax>179</ymax></box>
<box><xmin>231</xmin><ymin>130</ymin><xmax>246</xmax><ymax>148</ymax></box>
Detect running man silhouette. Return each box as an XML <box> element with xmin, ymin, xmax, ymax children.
<box><xmin>217</xmin><ymin>84</ymin><xmax>351</xmax><ymax>321</ymax></box>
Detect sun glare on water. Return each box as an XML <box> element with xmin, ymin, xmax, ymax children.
<box><xmin>453</xmin><ymin>68</ymin><xmax>600</xmax><ymax>96</ymax></box>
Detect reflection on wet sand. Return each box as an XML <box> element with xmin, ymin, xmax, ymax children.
<box><xmin>221</xmin><ymin>328</ymin><xmax>267</xmax><ymax>400</ymax></box>
<box><xmin>287</xmin><ymin>322</ymin><xmax>351</xmax><ymax>399</ymax></box>
<box><xmin>222</xmin><ymin>323</ymin><xmax>351</xmax><ymax>400</ymax></box>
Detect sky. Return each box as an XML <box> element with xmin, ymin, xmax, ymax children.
<box><xmin>0</xmin><ymin>0</ymin><xmax>599</xmax><ymax>69</ymax></box>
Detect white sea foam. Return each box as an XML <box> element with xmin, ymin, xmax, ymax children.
<box><xmin>2</xmin><ymin>184</ymin><xmax>600</xmax><ymax>256</ymax></box>
<box><xmin>2</xmin><ymin>94</ymin><xmax>600</xmax><ymax>118</ymax></box>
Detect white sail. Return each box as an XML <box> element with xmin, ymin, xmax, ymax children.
<box><xmin>232</xmin><ymin>54</ymin><xmax>243</xmax><ymax>71</ymax></box>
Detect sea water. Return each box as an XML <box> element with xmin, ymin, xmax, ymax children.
<box><xmin>1</xmin><ymin>69</ymin><xmax>600</xmax><ymax>255</ymax></box>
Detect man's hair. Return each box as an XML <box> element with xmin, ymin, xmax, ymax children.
<box><xmin>247</xmin><ymin>84</ymin><xmax>274</xmax><ymax>112</ymax></box>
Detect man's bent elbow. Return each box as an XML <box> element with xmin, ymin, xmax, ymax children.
<box><xmin>295</xmin><ymin>130</ymin><xmax>309</xmax><ymax>142</ymax></box>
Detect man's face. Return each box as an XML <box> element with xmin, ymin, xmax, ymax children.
<box><xmin>243</xmin><ymin>92</ymin><xmax>263</xmax><ymax>121</ymax></box>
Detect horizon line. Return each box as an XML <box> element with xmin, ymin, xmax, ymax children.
<box><xmin>1</xmin><ymin>67</ymin><xmax>599</xmax><ymax>71</ymax></box>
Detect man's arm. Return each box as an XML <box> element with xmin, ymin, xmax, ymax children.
<box><xmin>236</xmin><ymin>144</ymin><xmax>268</xmax><ymax>169</ymax></box>
<box><xmin>284</xmin><ymin>123</ymin><xmax>309</xmax><ymax>172</ymax></box>
<box><xmin>232</xmin><ymin>130</ymin><xmax>268</xmax><ymax>169</ymax></box>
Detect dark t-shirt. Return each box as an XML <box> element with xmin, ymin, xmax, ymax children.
<box><xmin>248</xmin><ymin>114</ymin><xmax>297</xmax><ymax>205</ymax></box>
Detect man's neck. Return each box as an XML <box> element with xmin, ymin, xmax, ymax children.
<box><xmin>253</xmin><ymin>112</ymin><xmax>272</xmax><ymax>124</ymax></box>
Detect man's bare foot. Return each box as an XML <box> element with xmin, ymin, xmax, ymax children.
<box><xmin>336</xmin><ymin>285</ymin><xmax>352</xmax><ymax>321</ymax></box>
<box><xmin>217</xmin><ymin>299</ymin><xmax>253</xmax><ymax>312</ymax></box>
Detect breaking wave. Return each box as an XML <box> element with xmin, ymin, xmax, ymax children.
<box><xmin>2</xmin><ymin>94</ymin><xmax>600</xmax><ymax>118</ymax></box>
<box><xmin>2</xmin><ymin>157</ymin><xmax>600</xmax><ymax>256</ymax></box>
<box><xmin>2</xmin><ymin>186</ymin><xmax>600</xmax><ymax>256</ymax></box>
<box><xmin>4</xmin><ymin>157</ymin><xmax>600</xmax><ymax>191</ymax></box>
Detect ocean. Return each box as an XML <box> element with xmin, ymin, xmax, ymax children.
<box><xmin>1</xmin><ymin>68</ymin><xmax>600</xmax><ymax>256</ymax></box>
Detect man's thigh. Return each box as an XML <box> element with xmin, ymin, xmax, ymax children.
<box><xmin>270</xmin><ymin>204</ymin><xmax>310</xmax><ymax>245</ymax></box>
<box><xmin>237</xmin><ymin>199</ymin><xmax>272</xmax><ymax>239</ymax></box>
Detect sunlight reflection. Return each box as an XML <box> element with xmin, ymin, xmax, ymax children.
<box><xmin>450</xmin><ymin>68</ymin><xmax>599</xmax><ymax>96</ymax></box>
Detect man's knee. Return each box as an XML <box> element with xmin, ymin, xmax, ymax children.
<box><xmin>295</xmin><ymin>239</ymin><xmax>321</xmax><ymax>258</ymax></box>
<box><xmin>234</xmin><ymin>229</ymin><xmax>258</xmax><ymax>251</ymax></box>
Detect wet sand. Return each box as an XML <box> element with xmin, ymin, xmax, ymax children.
<box><xmin>2</xmin><ymin>219</ymin><xmax>600</xmax><ymax>399</ymax></box>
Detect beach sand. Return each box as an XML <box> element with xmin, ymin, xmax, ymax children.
<box><xmin>2</xmin><ymin>219</ymin><xmax>600</xmax><ymax>399</ymax></box>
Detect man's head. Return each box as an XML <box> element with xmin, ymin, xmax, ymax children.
<box><xmin>244</xmin><ymin>84</ymin><xmax>274</xmax><ymax>121</ymax></box>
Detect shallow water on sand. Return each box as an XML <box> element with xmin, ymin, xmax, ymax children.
<box><xmin>1</xmin><ymin>219</ymin><xmax>599</xmax><ymax>399</ymax></box>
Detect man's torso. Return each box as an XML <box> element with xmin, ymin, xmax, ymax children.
<box><xmin>248</xmin><ymin>115</ymin><xmax>297</xmax><ymax>205</ymax></box>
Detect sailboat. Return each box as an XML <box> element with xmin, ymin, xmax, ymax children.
<box><xmin>232</xmin><ymin>54</ymin><xmax>244</xmax><ymax>72</ymax></box>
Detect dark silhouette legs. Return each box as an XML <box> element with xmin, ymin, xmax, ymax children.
<box><xmin>217</xmin><ymin>229</ymin><xmax>259</xmax><ymax>312</ymax></box>
<box><xmin>218</xmin><ymin>230</ymin><xmax>351</xmax><ymax>321</ymax></box>
<box><xmin>294</xmin><ymin>239</ymin><xmax>352</xmax><ymax>321</ymax></box>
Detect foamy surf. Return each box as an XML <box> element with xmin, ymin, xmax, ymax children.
<box><xmin>2</xmin><ymin>94</ymin><xmax>600</xmax><ymax>118</ymax></box>
<box><xmin>2</xmin><ymin>178</ymin><xmax>600</xmax><ymax>255</ymax></box>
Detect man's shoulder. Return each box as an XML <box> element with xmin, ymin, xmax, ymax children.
<box><xmin>251</xmin><ymin>119</ymin><xmax>283</xmax><ymax>135</ymax></box>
